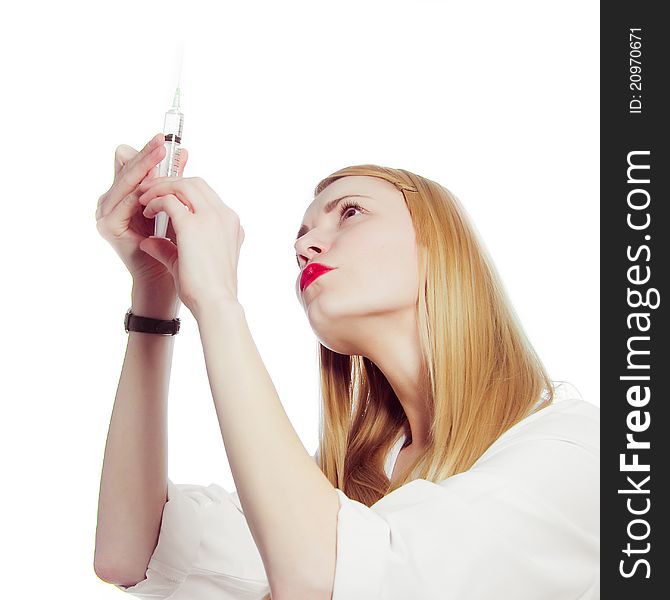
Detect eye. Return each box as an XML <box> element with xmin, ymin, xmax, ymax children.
<box><xmin>338</xmin><ymin>200</ymin><xmax>363</xmax><ymax>222</ymax></box>
<box><xmin>295</xmin><ymin>201</ymin><xmax>364</xmax><ymax>269</ymax></box>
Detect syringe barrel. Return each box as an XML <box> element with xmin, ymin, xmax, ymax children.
<box><xmin>154</xmin><ymin>107</ymin><xmax>184</xmax><ymax>237</ymax></box>
<box><xmin>159</xmin><ymin>109</ymin><xmax>184</xmax><ymax>177</ymax></box>
<box><xmin>158</xmin><ymin>137</ymin><xmax>182</xmax><ymax>178</ymax></box>
<box><xmin>163</xmin><ymin>108</ymin><xmax>184</xmax><ymax>140</ymax></box>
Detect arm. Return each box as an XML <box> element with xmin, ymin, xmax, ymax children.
<box><xmin>194</xmin><ymin>300</ymin><xmax>339</xmax><ymax>598</ymax></box>
<box><xmin>93</xmin><ymin>281</ymin><xmax>181</xmax><ymax>586</ymax></box>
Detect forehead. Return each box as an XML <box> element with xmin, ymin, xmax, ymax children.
<box><xmin>301</xmin><ymin>175</ymin><xmax>401</xmax><ymax>223</ymax></box>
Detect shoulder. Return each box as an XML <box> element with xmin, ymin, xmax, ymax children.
<box><xmin>445</xmin><ymin>382</ymin><xmax>599</xmax><ymax>530</ymax></box>
<box><xmin>330</xmin><ymin>382</ymin><xmax>599</xmax><ymax>597</ymax></box>
<box><xmin>476</xmin><ymin>381</ymin><xmax>599</xmax><ymax>465</ymax></box>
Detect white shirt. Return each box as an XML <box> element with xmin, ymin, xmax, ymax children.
<box><xmin>113</xmin><ymin>381</ymin><xmax>599</xmax><ymax>599</ymax></box>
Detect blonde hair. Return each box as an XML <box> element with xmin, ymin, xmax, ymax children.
<box><xmin>261</xmin><ymin>164</ymin><xmax>554</xmax><ymax>598</ymax></box>
<box><xmin>313</xmin><ymin>164</ymin><xmax>554</xmax><ymax>502</ymax></box>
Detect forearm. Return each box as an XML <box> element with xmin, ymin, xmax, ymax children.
<box><xmin>94</xmin><ymin>283</ymin><xmax>180</xmax><ymax>583</ymax></box>
<box><xmin>195</xmin><ymin>300</ymin><xmax>338</xmax><ymax>597</ymax></box>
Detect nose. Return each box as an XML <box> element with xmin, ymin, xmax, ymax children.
<box><xmin>294</xmin><ymin>233</ymin><xmax>324</xmax><ymax>267</ymax></box>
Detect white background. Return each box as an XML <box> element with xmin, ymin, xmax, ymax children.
<box><xmin>1</xmin><ymin>0</ymin><xmax>599</xmax><ymax>596</ymax></box>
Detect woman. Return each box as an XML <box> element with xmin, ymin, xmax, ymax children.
<box><xmin>94</xmin><ymin>134</ymin><xmax>599</xmax><ymax>599</ymax></box>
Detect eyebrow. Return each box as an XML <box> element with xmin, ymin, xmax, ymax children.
<box><xmin>295</xmin><ymin>194</ymin><xmax>372</xmax><ymax>240</ymax></box>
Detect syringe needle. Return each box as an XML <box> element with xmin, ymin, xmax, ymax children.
<box><xmin>177</xmin><ymin>43</ymin><xmax>184</xmax><ymax>89</ymax></box>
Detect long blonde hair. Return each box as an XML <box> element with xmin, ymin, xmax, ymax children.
<box><xmin>313</xmin><ymin>164</ymin><xmax>554</xmax><ymax>504</ymax></box>
<box><xmin>261</xmin><ymin>164</ymin><xmax>554</xmax><ymax>598</ymax></box>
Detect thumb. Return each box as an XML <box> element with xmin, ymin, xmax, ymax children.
<box><xmin>139</xmin><ymin>236</ymin><xmax>178</xmax><ymax>273</ymax></box>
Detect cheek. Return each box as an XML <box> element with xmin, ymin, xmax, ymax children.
<box><xmin>357</xmin><ymin>236</ymin><xmax>419</xmax><ymax>303</ymax></box>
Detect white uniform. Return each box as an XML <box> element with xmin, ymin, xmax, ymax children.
<box><xmin>114</xmin><ymin>381</ymin><xmax>599</xmax><ymax>599</ymax></box>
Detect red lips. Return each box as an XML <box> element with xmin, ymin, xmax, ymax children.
<box><xmin>300</xmin><ymin>263</ymin><xmax>335</xmax><ymax>292</ymax></box>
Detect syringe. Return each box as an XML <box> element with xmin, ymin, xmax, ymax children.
<box><xmin>154</xmin><ymin>86</ymin><xmax>185</xmax><ymax>238</ymax></box>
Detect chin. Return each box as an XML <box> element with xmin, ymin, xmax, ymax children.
<box><xmin>315</xmin><ymin>333</ymin><xmax>360</xmax><ymax>356</ymax></box>
<box><xmin>307</xmin><ymin>311</ymin><xmax>349</xmax><ymax>354</ymax></box>
<box><xmin>307</xmin><ymin>303</ymin><xmax>374</xmax><ymax>357</ymax></box>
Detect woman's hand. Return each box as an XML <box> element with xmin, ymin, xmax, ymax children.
<box><xmin>95</xmin><ymin>133</ymin><xmax>189</xmax><ymax>289</ymax></box>
<box><xmin>136</xmin><ymin>176</ymin><xmax>245</xmax><ymax>317</ymax></box>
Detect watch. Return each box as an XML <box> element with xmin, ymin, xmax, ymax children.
<box><xmin>124</xmin><ymin>308</ymin><xmax>181</xmax><ymax>336</ymax></box>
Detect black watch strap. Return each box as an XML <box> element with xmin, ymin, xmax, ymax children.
<box><xmin>124</xmin><ymin>308</ymin><xmax>180</xmax><ymax>335</ymax></box>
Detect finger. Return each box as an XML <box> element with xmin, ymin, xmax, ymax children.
<box><xmin>144</xmin><ymin>162</ymin><xmax>159</xmax><ymax>182</ymax></box>
<box><xmin>141</xmin><ymin>153</ymin><xmax>164</xmax><ymax>183</ymax></box>
<box><xmin>113</xmin><ymin>133</ymin><xmax>161</xmax><ymax>176</ymax></box>
<box><xmin>166</xmin><ymin>217</ymin><xmax>178</xmax><ymax>242</ymax></box>
<box><xmin>138</xmin><ymin>177</ymin><xmax>205</xmax><ymax>214</ymax></box>
<box><xmin>143</xmin><ymin>194</ymin><xmax>192</xmax><ymax>232</ymax></box>
<box><xmin>139</xmin><ymin>147</ymin><xmax>188</xmax><ymax>185</ymax></box>
<box><xmin>138</xmin><ymin>146</ymin><xmax>188</xmax><ymax>195</ymax></box>
<box><xmin>114</xmin><ymin>144</ymin><xmax>139</xmax><ymax>178</ymax></box>
<box><xmin>116</xmin><ymin>133</ymin><xmax>165</xmax><ymax>189</ymax></box>
<box><xmin>101</xmin><ymin>135</ymin><xmax>166</xmax><ymax>219</ymax></box>
<box><xmin>175</xmin><ymin>147</ymin><xmax>189</xmax><ymax>176</ymax></box>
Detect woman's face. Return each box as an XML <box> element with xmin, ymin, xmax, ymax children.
<box><xmin>294</xmin><ymin>175</ymin><xmax>421</xmax><ymax>355</ymax></box>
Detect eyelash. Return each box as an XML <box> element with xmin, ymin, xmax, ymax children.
<box><xmin>338</xmin><ymin>200</ymin><xmax>364</xmax><ymax>222</ymax></box>
<box><xmin>296</xmin><ymin>201</ymin><xmax>364</xmax><ymax>267</ymax></box>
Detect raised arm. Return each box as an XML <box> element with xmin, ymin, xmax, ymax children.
<box><xmin>93</xmin><ymin>282</ymin><xmax>180</xmax><ymax>587</ymax></box>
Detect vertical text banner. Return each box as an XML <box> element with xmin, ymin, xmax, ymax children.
<box><xmin>602</xmin><ymin>2</ymin><xmax>669</xmax><ymax>596</ymax></box>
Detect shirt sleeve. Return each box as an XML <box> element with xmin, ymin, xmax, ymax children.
<box><xmin>112</xmin><ymin>451</ymin><xmax>321</xmax><ymax>599</ymax></box>
<box><xmin>331</xmin><ymin>410</ymin><xmax>599</xmax><ymax>599</ymax></box>
<box><xmin>112</xmin><ymin>477</ymin><xmax>270</xmax><ymax>600</ymax></box>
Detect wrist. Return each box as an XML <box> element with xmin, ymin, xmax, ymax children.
<box><xmin>192</xmin><ymin>297</ymin><xmax>244</xmax><ymax>323</ymax></box>
<box><xmin>131</xmin><ymin>282</ymin><xmax>180</xmax><ymax>320</ymax></box>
